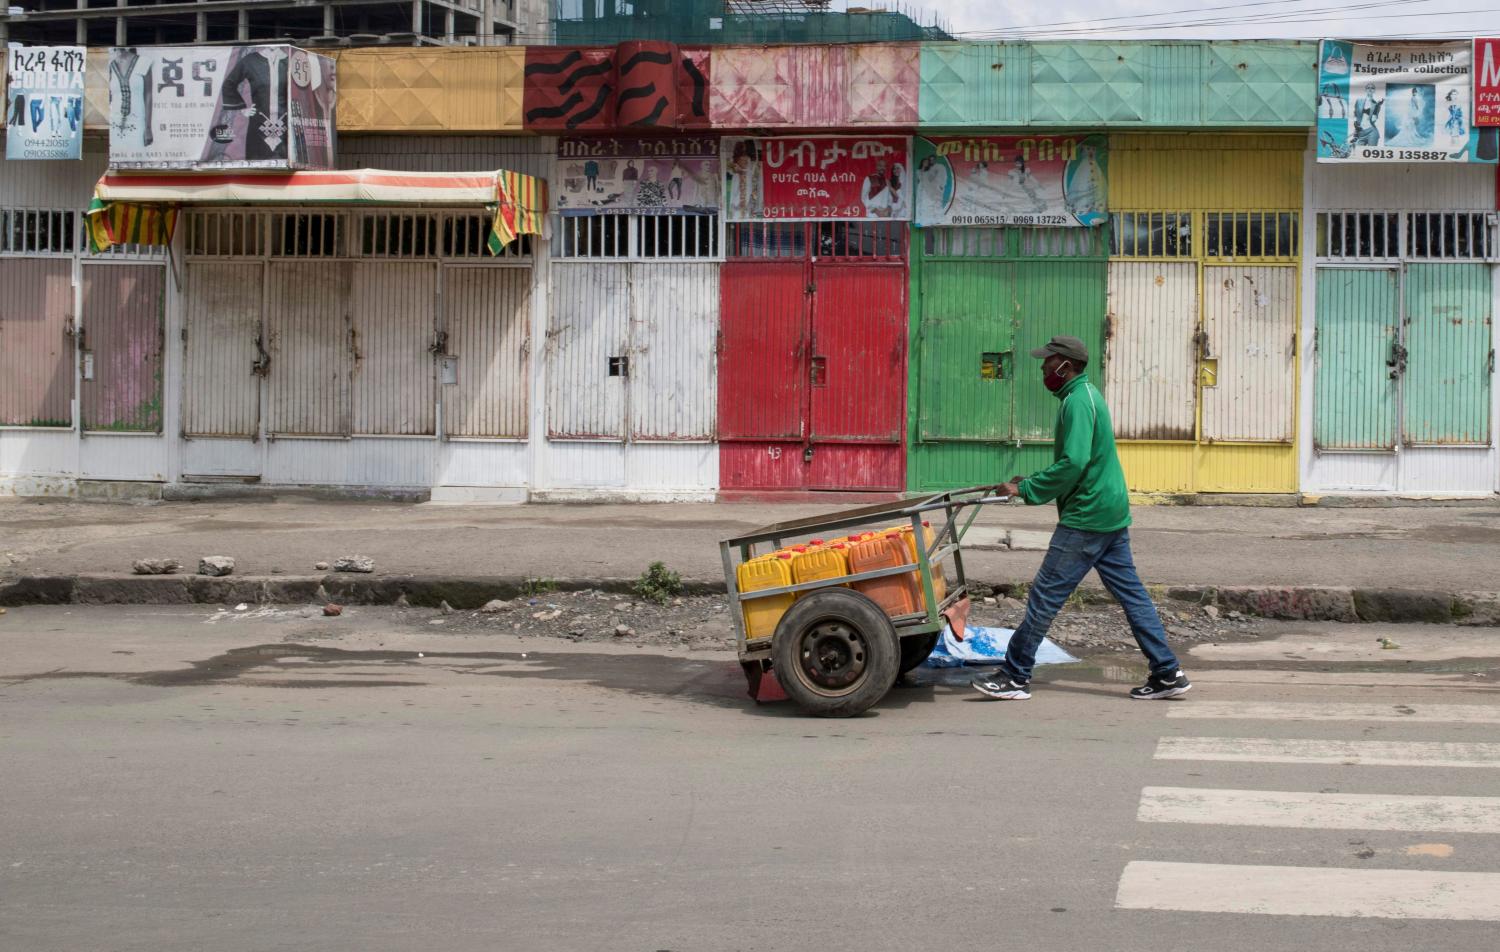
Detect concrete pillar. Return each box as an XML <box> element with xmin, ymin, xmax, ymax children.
<box><xmin>481</xmin><ymin>0</ymin><xmax>492</xmax><ymax>45</ymax></box>
<box><xmin>76</xmin><ymin>0</ymin><xmax>87</xmax><ymax>45</ymax></box>
<box><xmin>324</xmin><ymin>4</ymin><xmax>335</xmax><ymax>35</ymax></box>
<box><xmin>197</xmin><ymin>0</ymin><xmax>209</xmax><ymax>42</ymax></box>
<box><xmin>237</xmin><ymin>9</ymin><xmax>249</xmax><ymax>41</ymax></box>
<box><xmin>115</xmin><ymin>0</ymin><xmax>127</xmax><ymax>47</ymax></box>
<box><xmin>411</xmin><ymin>0</ymin><xmax>422</xmax><ymax>35</ymax></box>
<box><xmin>445</xmin><ymin>7</ymin><xmax>455</xmax><ymax>43</ymax></box>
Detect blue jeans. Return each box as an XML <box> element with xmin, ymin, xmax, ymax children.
<box><xmin>1001</xmin><ymin>526</ymin><xmax>1179</xmax><ymax>682</ymax></box>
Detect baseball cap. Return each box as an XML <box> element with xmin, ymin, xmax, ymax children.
<box><xmin>1029</xmin><ymin>335</ymin><xmax>1089</xmax><ymax>362</ymax></box>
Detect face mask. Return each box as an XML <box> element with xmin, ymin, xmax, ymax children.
<box><xmin>1043</xmin><ymin>361</ymin><xmax>1072</xmax><ymax>393</ymax></box>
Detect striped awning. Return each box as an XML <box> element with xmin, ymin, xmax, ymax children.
<box><xmin>87</xmin><ymin>168</ymin><xmax>549</xmax><ymax>254</ymax></box>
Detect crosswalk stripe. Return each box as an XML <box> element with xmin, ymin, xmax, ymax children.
<box><xmin>1157</xmin><ymin>736</ymin><xmax>1500</xmax><ymax>768</ymax></box>
<box><xmin>1166</xmin><ymin>701</ymin><xmax>1500</xmax><ymax>723</ymax></box>
<box><xmin>1116</xmin><ymin>862</ymin><xmax>1500</xmax><ymax>920</ymax></box>
<box><xmin>1182</xmin><ymin>670</ymin><xmax>1487</xmax><ymax>688</ymax></box>
<box><xmin>1139</xmin><ymin>786</ymin><xmax>1500</xmax><ymax>833</ymax></box>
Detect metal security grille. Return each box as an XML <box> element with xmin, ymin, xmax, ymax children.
<box><xmin>1018</xmin><ymin>226</ymin><xmax>1109</xmax><ymax>259</ymax></box>
<box><xmin>443</xmin><ymin>213</ymin><xmax>531</xmax><ymax>260</ymax></box>
<box><xmin>1313</xmin><ymin>211</ymin><xmax>1497</xmax><ymax>263</ymax></box>
<box><xmin>1</xmin><ymin>207</ymin><xmax>76</xmax><ymax>255</ymax></box>
<box><xmin>185</xmin><ymin>211</ymin><xmax>266</xmax><ymax>257</ymax></box>
<box><xmin>1315</xmin><ymin>211</ymin><xmax>1402</xmax><ymax>261</ymax></box>
<box><xmin>555</xmin><ymin>213</ymin><xmax>720</xmax><ymax>260</ymax></box>
<box><xmin>813</xmin><ymin>221</ymin><xmax>905</xmax><ymax>261</ymax></box>
<box><xmin>1407</xmin><ymin>212</ymin><xmax>1494</xmax><ymax>261</ymax></box>
<box><xmin>270</xmin><ymin>212</ymin><xmax>343</xmax><ymax>257</ymax></box>
<box><xmin>923</xmin><ymin>227</ymin><xmax>1007</xmax><ymax>259</ymax></box>
<box><xmin>1203</xmin><ymin>211</ymin><xmax>1299</xmax><ymax>261</ymax></box>
<box><xmin>727</xmin><ymin>221</ymin><xmax>807</xmax><ymax>259</ymax></box>
<box><xmin>1109</xmin><ymin>211</ymin><xmax>1192</xmax><ymax>258</ymax></box>
<box><xmin>359</xmin><ymin>212</ymin><xmax>439</xmax><ymax>258</ymax></box>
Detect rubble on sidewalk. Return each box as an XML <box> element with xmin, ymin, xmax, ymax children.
<box><xmin>199</xmin><ymin>556</ymin><xmax>235</xmax><ymax>577</ymax></box>
<box><xmin>132</xmin><ymin>559</ymin><xmax>182</xmax><ymax>575</ymax></box>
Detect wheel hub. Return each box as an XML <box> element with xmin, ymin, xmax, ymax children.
<box><xmin>796</xmin><ymin>621</ymin><xmax>868</xmax><ymax>692</ymax></box>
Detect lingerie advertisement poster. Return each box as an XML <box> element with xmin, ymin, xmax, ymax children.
<box><xmin>6</xmin><ymin>46</ymin><xmax>85</xmax><ymax>161</ymax></box>
<box><xmin>1316</xmin><ymin>40</ymin><xmax>1498</xmax><ymax>164</ymax></box>
<box><xmin>108</xmin><ymin>45</ymin><xmax>337</xmax><ymax>170</ymax></box>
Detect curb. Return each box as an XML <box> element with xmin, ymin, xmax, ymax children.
<box><xmin>1</xmin><ymin>575</ymin><xmax>1498</xmax><ymax>626</ymax></box>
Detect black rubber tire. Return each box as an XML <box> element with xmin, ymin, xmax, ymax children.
<box><xmin>771</xmin><ymin>588</ymin><xmax>900</xmax><ymax>718</ymax></box>
<box><xmin>898</xmin><ymin>632</ymin><xmax>940</xmax><ymax>674</ymax></box>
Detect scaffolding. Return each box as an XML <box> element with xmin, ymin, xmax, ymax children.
<box><xmin>553</xmin><ymin>0</ymin><xmax>949</xmax><ymax>46</ymax></box>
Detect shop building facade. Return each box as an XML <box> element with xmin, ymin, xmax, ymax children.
<box><xmin>2</xmin><ymin>40</ymin><xmax>1496</xmax><ymax>500</ymax></box>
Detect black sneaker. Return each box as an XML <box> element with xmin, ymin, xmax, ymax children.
<box><xmin>1130</xmin><ymin>669</ymin><xmax>1192</xmax><ymax>700</ymax></box>
<box><xmin>971</xmin><ymin>671</ymin><xmax>1031</xmax><ymax>700</ymax></box>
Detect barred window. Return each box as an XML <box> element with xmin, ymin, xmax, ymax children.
<box><xmin>1110</xmin><ymin>211</ymin><xmax>1192</xmax><ymax>258</ymax></box>
<box><xmin>728</xmin><ymin>221</ymin><xmax>806</xmax><ymax>259</ymax></box>
<box><xmin>1</xmin><ymin>208</ymin><xmax>76</xmax><ymax>255</ymax></box>
<box><xmin>271</xmin><ymin>212</ymin><xmax>343</xmax><ymax>257</ymax></box>
<box><xmin>359</xmin><ymin>212</ymin><xmax>439</xmax><ymax>258</ymax></box>
<box><xmin>1203</xmin><ymin>211</ymin><xmax>1299</xmax><ymax>260</ymax></box>
<box><xmin>1315</xmin><ymin>211</ymin><xmax>1401</xmax><ymax>260</ymax></box>
<box><xmin>1019</xmin><ymin>226</ymin><xmax>1108</xmax><ymax>259</ymax></box>
<box><xmin>813</xmin><ymin>221</ymin><xmax>905</xmax><ymax>261</ymax></box>
<box><xmin>923</xmin><ymin>227</ymin><xmax>1007</xmax><ymax>259</ymax></box>
<box><xmin>185</xmin><ymin>211</ymin><xmax>266</xmax><ymax>257</ymax></box>
<box><xmin>1407</xmin><ymin>212</ymin><xmax>1492</xmax><ymax>261</ymax></box>
<box><xmin>555</xmin><ymin>212</ymin><xmax>719</xmax><ymax>260</ymax></box>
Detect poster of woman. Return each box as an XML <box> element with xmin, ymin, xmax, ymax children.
<box><xmin>913</xmin><ymin>135</ymin><xmax>1109</xmax><ymax>228</ymax></box>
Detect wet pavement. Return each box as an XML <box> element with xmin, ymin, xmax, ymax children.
<box><xmin>2</xmin><ymin>606</ymin><xmax>1499</xmax><ymax>951</ymax></box>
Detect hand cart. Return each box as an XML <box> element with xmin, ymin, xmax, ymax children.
<box><xmin>720</xmin><ymin>486</ymin><xmax>1011</xmax><ymax>718</ymax></box>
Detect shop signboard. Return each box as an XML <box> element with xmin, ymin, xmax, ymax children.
<box><xmin>5</xmin><ymin>45</ymin><xmax>85</xmax><ymax>160</ymax></box>
<box><xmin>555</xmin><ymin>136</ymin><xmax>720</xmax><ymax>216</ymax></box>
<box><xmin>108</xmin><ymin>45</ymin><xmax>337</xmax><ymax>170</ymax></box>
<box><xmin>913</xmin><ymin>134</ymin><xmax>1108</xmax><ymax>228</ymax></box>
<box><xmin>1476</xmin><ymin>38</ymin><xmax>1500</xmax><ymax>127</ymax></box>
<box><xmin>1317</xmin><ymin>40</ymin><xmax>1497</xmax><ymax>163</ymax></box>
<box><xmin>722</xmin><ymin>135</ymin><xmax>911</xmax><ymax>222</ymax></box>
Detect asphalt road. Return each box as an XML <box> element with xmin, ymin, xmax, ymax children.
<box><xmin>2</xmin><ymin>606</ymin><xmax>1498</xmax><ymax>951</ymax></box>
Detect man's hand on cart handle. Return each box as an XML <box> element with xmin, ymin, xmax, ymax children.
<box><xmin>995</xmin><ymin>477</ymin><xmax>1025</xmax><ymax>499</ymax></box>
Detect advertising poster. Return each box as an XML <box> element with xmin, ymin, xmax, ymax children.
<box><xmin>1316</xmin><ymin>40</ymin><xmax>1498</xmax><ymax>163</ymax></box>
<box><xmin>5</xmin><ymin>45</ymin><xmax>85</xmax><ymax>160</ymax></box>
<box><xmin>108</xmin><ymin>45</ymin><xmax>337</xmax><ymax>170</ymax></box>
<box><xmin>722</xmin><ymin>136</ymin><xmax>911</xmax><ymax>221</ymax></box>
<box><xmin>1476</xmin><ymin>38</ymin><xmax>1500</xmax><ymax>127</ymax></box>
<box><xmin>555</xmin><ymin>136</ymin><xmax>720</xmax><ymax>216</ymax></box>
<box><xmin>913</xmin><ymin>135</ymin><xmax>1108</xmax><ymax>228</ymax></box>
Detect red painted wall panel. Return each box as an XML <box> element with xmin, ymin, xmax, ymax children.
<box><xmin>810</xmin><ymin>263</ymin><xmax>906</xmax><ymax>444</ymax></box>
<box><xmin>717</xmin><ymin>260</ymin><xmax>806</xmax><ymax>441</ymax></box>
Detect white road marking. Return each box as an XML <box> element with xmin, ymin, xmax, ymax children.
<box><xmin>1156</xmin><ymin>736</ymin><xmax>1500</xmax><ymax>768</ymax></box>
<box><xmin>1139</xmin><ymin>786</ymin><xmax>1500</xmax><ymax>833</ymax></box>
<box><xmin>1166</xmin><ymin>701</ymin><xmax>1500</xmax><ymax>723</ymax></box>
<box><xmin>1181</xmin><ymin>669</ymin><xmax>1489</xmax><ymax>688</ymax></box>
<box><xmin>1116</xmin><ymin>862</ymin><xmax>1500</xmax><ymax>920</ymax></box>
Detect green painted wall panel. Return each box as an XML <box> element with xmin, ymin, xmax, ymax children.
<box><xmin>907</xmin><ymin>234</ymin><xmax>1108</xmax><ymax>491</ymax></box>
<box><xmin>1011</xmin><ymin>260</ymin><xmax>1109</xmax><ymax>441</ymax></box>
<box><xmin>908</xmin><ymin>441</ymin><xmax>1056</xmax><ymax>493</ymax></box>
<box><xmin>1313</xmin><ymin>268</ymin><xmax>1399</xmax><ymax>451</ymax></box>
<box><xmin>917</xmin><ymin>261</ymin><xmax>1013</xmax><ymax>441</ymax></box>
<box><xmin>919</xmin><ymin>40</ymin><xmax>1316</xmax><ymax>128</ymax></box>
<box><xmin>1402</xmin><ymin>263</ymin><xmax>1493</xmax><ymax>446</ymax></box>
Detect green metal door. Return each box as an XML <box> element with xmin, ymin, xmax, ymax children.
<box><xmin>1402</xmin><ymin>263</ymin><xmax>1493</xmax><ymax>446</ymax></box>
<box><xmin>1011</xmin><ymin>259</ymin><xmax>1110</xmax><ymax>441</ymax></box>
<box><xmin>916</xmin><ymin>260</ymin><xmax>1013</xmax><ymax>441</ymax></box>
<box><xmin>1313</xmin><ymin>268</ymin><xmax>1399</xmax><ymax>450</ymax></box>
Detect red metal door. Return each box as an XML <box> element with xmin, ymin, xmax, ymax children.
<box><xmin>717</xmin><ymin>257</ymin><xmax>809</xmax><ymax>489</ymax></box>
<box><xmin>717</xmin><ymin>222</ymin><xmax>908</xmax><ymax>492</ymax></box>
<box><xmin>807</xmin><ymin>261</ymin><xmax>907</xmax><ymax>490</ymax></box>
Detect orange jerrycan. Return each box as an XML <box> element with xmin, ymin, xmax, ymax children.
<box><xmin>737</xmin><ymin>552</ymin><xmax>796</xmax><ymax>640</ymax></box>
<box><xmin>791</xmin><ymin>541</ymin><xmax>850</xmax><ymax>590</ymax></box>
<box><xmin>848</xmin><ymin>533</ymin><xmax>919</xmax><ymax>618</ymax></box>
<box><xmin>898</xmin><ymin>521</ymin><xmax>947</xmax><ymax>608</ymax></box>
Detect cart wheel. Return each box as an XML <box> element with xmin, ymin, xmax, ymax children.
<box><xmin>898</xmin><ymin>632</ymin><xmax>940</xmax><ymax>675</ymax></box>
<box><xmin>771</xmin><ymin>589</ymin><xmax>899</xmax><ymax>718</ymax></box>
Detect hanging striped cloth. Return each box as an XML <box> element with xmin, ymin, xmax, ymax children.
<box><xmin>85</xmin><ymin>195</ymin><xmax>179</xmax><ymax>253</ymax></box>
<box><xmin>487</xmin><ymin>170</ymin><xmax>548</xmax><ymax>255</ymax></box>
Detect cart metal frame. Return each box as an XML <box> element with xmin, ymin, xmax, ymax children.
<box><xmin>720</xmin><ymin>486</ymin><xmax>1011</xmax><ymax>664</ymax></box>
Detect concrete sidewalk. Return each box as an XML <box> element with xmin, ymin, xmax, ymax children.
<box><xmin>3</xmin><ymin>495</ymin><xmax>1499</xmax><ymax>595</ymax></box>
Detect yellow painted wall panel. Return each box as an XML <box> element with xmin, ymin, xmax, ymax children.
<box><xmin>1109</xmin><ymin>133</ymin><xmax>1303</xmax><ymax>209</ymax></box>
<box><xmin>1196</xmin><ymin>444</ymin><xmax>1298</xmax><ymax>493</ymax></box>
<box><xmin>334</xmin><ymin>48</ymin><xmax>525</xmax><ymax>133</ymax></box>
<box><xmin>1119</xmin><ymin>442</ymin><xmax>1196</xmax><ymax>493</ymax></box>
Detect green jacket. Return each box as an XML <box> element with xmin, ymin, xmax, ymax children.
<box><xmin>1017</xmin><ymin>373</ymin><xmax>1131</xmax><ymax>533</ymax></box>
